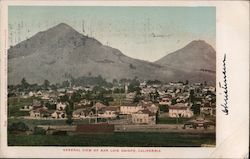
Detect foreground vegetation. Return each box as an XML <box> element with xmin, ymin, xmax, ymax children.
<box><xmin>8</xmin><ymin>132</ymin><xmax>215</xmax><ymax>147</ymax></box>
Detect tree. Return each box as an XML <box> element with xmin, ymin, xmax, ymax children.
<box><xmin>65</xmin><ymin>102</ymin><xmax>73</xmax><ymax>125</ymax></box>
<box><xmin>20</xmin><ymin>78</ymin><xmax>29</xmax><ymax>90</ymax></box>
<box><xmin>128</xmin><ymin>77</ymin><xmax>140</xmax><ymax>93</ymax></box>
<box><xmin>191</xmin><ymin>103</ymin><xmax>200</xmax><ymax>115</ymax></box>
<box><xmin>171</xmin><ymin>99</ymin><xmax>177</xmax><ymax>105</ymax></box>
<box><xmin>159</xmin><ymin>105</ymin><xmax>169</xmax><ymax>112</ymax></box>
<box><xmin>8</xmin><ymin>122</ymin><xmax>29</xmax><ymax>132</ymax></box>
<box><xmin>43</xmin><ymin>79</ymin><xmax>50</xmax><ymax>90</ymax></box>
<box><xmin>156</xmin><ymin>110</ymin><xmax>160</xmax><ymax>124</ymax></box>
<box><xmin>45</xmin><ymin>102</ymin><xmax>56</xmax><ymax>110</ymax></box>
<box><xmin>189</xmin><ymin>90</ymin><xmax>195</xmax><ymax>103</ymax></box>
<box><xmin>61</xmin><ymin>80</ymin><xmax>70</xmax><ymax>88</ymax></box>
<box><xmin>112</xmin><ymin>79</ymin><xmax>118</xmax><ymax>86</ymax></box>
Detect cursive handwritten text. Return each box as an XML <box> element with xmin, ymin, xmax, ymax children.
<box><xmin>219</xmin><ymin>54</ymin><xmax>228</xmax><ymax>115</ymax></box>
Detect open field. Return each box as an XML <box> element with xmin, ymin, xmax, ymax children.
<box><xmin>8</xmin><ymin>132</ymin><xmax>215</xmax><ymax>147</ymax></box>
<box><xmin>8</xmin><ymin>118</ymin><xmax>91</xmax><ymax>129</ymax></box>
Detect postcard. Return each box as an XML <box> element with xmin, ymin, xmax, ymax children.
<box><xmin>0</xmin><ymin>0</ymin><xmax>249</xmax><ymax>158</ymax></box>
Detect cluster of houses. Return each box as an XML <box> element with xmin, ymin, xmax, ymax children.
<box><xmin>20</xmin><ymin>99</ymin><xmax>158</xmax><ymax>125</ymax></box>
<box><xmin>16</xmin><ymin>81</ymin><xmax>215</xmax><ymax>125</ymax></box>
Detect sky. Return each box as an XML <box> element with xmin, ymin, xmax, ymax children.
<box><xmin>8</xmin><ymin>6</ymin><xmax>215</xmax><ymax>62</ymax></box>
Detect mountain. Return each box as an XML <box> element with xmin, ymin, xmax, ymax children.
<box><xmin>155</xmin><ymin>40</ymin><xmax>216</xmax><ymax>84</ymax></box>
<box><xmin>8</xmin><ymin>23</ymin><xmax>215</xmax><ymax>85</ymax></box>
<box><xmin>8</xmin><ymin>23</ymin><xmax>174</xmax><ymax>84</ymax></box>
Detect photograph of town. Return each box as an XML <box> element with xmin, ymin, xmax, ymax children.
<box><xmin>7</xmin><ymin>6</ymin><xmax>216</xmax><ymax>147</ymax></box>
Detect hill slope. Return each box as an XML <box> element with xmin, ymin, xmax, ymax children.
<box><xmin>8</xmin><ymin>23</ymin><xmax>175</xmax><ymax>84</ymax></box>
<box><xmin>8</xmin><ymin>23</ymin><xmax>216</xmax><ymax>85</ymax></box>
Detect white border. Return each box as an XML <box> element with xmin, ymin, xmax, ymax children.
<box><xmin>0</xmin><ymin>1</ymin><xmax>249</xmax><ymax>158</ymax></box>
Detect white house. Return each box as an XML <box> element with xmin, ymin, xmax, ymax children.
<box><xmin>120</xmin><ymin>105</ymin><xmax>143</xmax><ymax>115</ymax></box>
<box><xmin>51</xmin><ymin>110</ymin><xmax>67</xmax><ymax>119</ymax></box>
<box><xmin>131</xmin><ymin>109</ymin><xmax>156</xmax><ymax>125</ymax></box>
<box><xmin>56</xmin><ymin>102</ymin><xmax>67</xmax><ymax>110</ymax></box>
<box><xmin>28</xmin><ymin>91</ymin><xmax>34</xmax><ymax>97</ymax></box>
<box><xmin>169</xmin><ymin>103</ymin><xmax>193</xmax><ymax>118</ymax></box>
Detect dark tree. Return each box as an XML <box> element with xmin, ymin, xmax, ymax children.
<box><xmin>65</xmin><ymin>102</ymin><xmax>73</xmax><ymax>125</ymax></box>
<box><xmin>8</xmin><ymin>122</ymin><xmax>29</xmax><ymax>132</ymax></box>
<box><xmin>43</xmin><ymin>79</ymin><xmax>50</xmax><ymax>90</ymax></box>
<box><xmin>20</xmin><ymin>78</ymin><xmax>29</xmax><ymax>89</ymax></box>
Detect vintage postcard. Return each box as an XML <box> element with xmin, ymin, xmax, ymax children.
<box><xmin>0</xmin><ymin>0</ymin><xmax>249</xmax><ymax>158</ymax></box>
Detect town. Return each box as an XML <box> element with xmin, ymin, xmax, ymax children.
<box><xmin>8</xmin><ymin>76</ymin><xmax>216</xmax><ymax>146</ymax></box>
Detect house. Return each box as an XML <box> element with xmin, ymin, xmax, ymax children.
<box><xmin>120</xmin><ymin>104</ymin><xmax>143</xmax><ymax>115</ymax></box>
<box><xmin>56</xmin><ymin>102</ymin><xmax>67</xmax><ymax>110</ymax></box>
<box><xmin>169</xmin><ymin>103</ymin><xmax>193</xmax><ymax>118</ymax></box>
<box><xmin>28</xmin><ymin>91</ymin><xmax>34</xmax><ymax>97</ymax></box>
<box><xmin>20</xmin><ymin>105</ymin><xmax>33</xmax><ymax>111</ymax></box>
<box><xmin>200</xmin><ymin>103</ymin><xmax>216</xmax><ymax>116</ymax></box>
<box><xmin>73</xmin><ymin>108</ymin><xmax>95</xmax><ymax>119</ymax></box>
<box><xmin>51</xmin><ymin>110</ymin><xmax>67</xmax><ymax>119</ymax></box>
<box><xmin>144</xmin><ymin>104</ymin><xmax>159</xmax><ymax>114</ymax></box>
<box><xmin>74</xmin><ymin>99</ymin><xmax>91</xmax><ymax>109</ymax></box>
<box><xmin>98</xmin><ymin>106</ymin><xmax>120</xmax><ymax>118</ymax></box>
<box><xmin>29</xmin><ymin>107</ymin><xmax>49</xmax><ymax>118</ymax></box>
<box><xmin>131</xmin><ymin>109</ymin><xmax>156</xmax><ymax>125</ymax></box>
<box><xmin>92</xmin><ymin>102</ymin><xmax>107</xmax><ymax>110</ymax></box>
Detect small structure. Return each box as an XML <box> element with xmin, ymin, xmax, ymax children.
<box><xmin>120</xmin><ymin>104</ymin><xmax>143</xmax><ymax>115</ymax></box>
<box><xmin>20</xmin><ymin>105</ymin><xmax>33</xmax><ymax>111</ymax></box>
<box><xmin>51</xmin><ymin>110</ymin><xmax>67</xmax><ymax>119</ymax></box>
<box><xmin>183</xmin><ymin>117</ymin><xmax>215</xmax><ymax>129</ymax></box>
<box><xmin>169</xmin><ymin>103</ymin><xmax>193</xmax><ymax>118</ymax></box>
<box><xmin>73</xmin><ymin>108</ymin><xmax>95</xmax><ymax>119</ymax></box>
<box><xmin>56</xmin><ymin>102</ymin><xmax>67</xmax><ymax>110</ymax></box>
<box><xmin>98</xmin><ymin>106</ymin><xmax>120</xmax><ymax>118</ymax></box>
<box><xmin>92</xmin><ymin>102</ymin><xmax>107</xmax><ymax>110</ymax></box>
<box><xmin>29</xmin><ymin>107</ymin><xmax>49</xmax><ymax>118</ymax></box>
<box><xmin>131</xmin><ymin>109</ymin><xmax>156</xmax><ymax>125</ymax></box>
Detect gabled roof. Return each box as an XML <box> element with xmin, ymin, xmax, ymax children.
<box><xmin>136</xmin><ymin>109</ymin><xmax>156</xmax><ymax>116</ymax></box>
<box><xmin>93</xmin><ymin>102</ymin><xmax>107</xmax><ymax>110</ymax></box>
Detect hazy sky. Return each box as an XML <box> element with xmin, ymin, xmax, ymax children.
<box><xmin>9</xmin><ymin>6</ymin><xmax>215</xmax><ymax>62</ymax></box>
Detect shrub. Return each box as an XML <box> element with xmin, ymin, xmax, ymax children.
<box><xmin>8</xmin><ymin>122</ymin><xmax>29</xmax><ymax>133</ymax></box>
<box><xmin>33</xmin><ymin>127</ymin><xmax>46</xmax><ymax>135</ymax></box>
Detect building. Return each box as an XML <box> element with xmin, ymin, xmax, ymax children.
<box><xmin>20</xmin><ymin>105</ymin><xmax>33</xmax><ymax>111</ymax></box>
<box><xmin>131</xmin><ymin>109</ymin><xmax>156</xmax><ymax>125</ymax></box>
<box><xmin>29</xmin><ymin>107</ymin><xmax>49</xmax><ymax>118</ymax></box>
<box><xmin>56</xmin><ymin>102</ymin><xmax>67</xmax><ymax>110</ymax></box>
<box><xmin>98</xmin><ymin>106</ymin><xmax>120</xmax><ymax>118</ymax></box>
<box><xmin>51</xmin><ymin>110</ymin><xmax>67</xmax><ymax>119</ymax></box>
<box><xmin>169</xmin><ymin>103</ymin><xmax>193</xmax><ymax>118</ymax></box>
<box><xmin>120</xmin><ymin>104</ymin><xmax>143</xmax><ymax>115</ymax></box>
<box><xmin>73</xmin><ymin>108</ymin><xmax>94</xmax><ymax>119</ymax></box>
